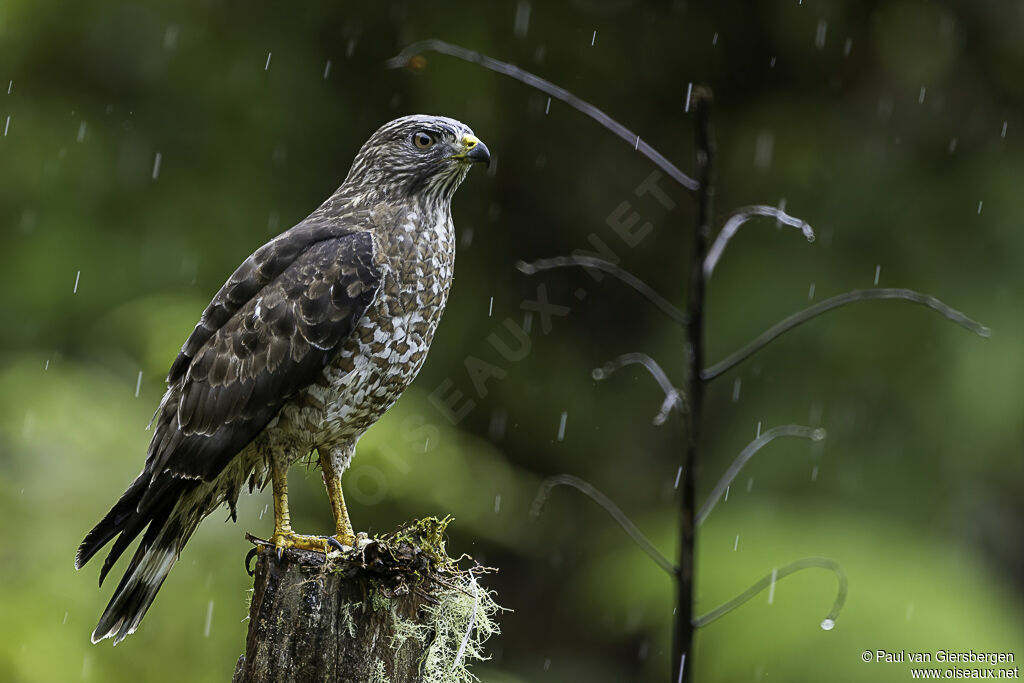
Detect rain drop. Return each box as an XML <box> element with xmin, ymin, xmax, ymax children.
<box><xmin>874</xmin><ymin>265</ymin><xmax>880</xmax><ymax>285</ymax></box>
<box><xmin>135</xmin><ymin>370</ymin><xmax>143</xmax><ymax>398</ymax></box>
<box><xmin>514</xmin><ymin>1</ymin><xmax>531</xmax><ymax>38</ymax></box>
<box><xmin>733</xmin><ymin>535</ymin><xmax>739</xmax><ymax>551</ymax></box>
<box><xmin>557</xmin><ymin>411</ymin><xmax>567</xmax><ymax>441</ymax></box>
<box><xmin>673</xmin><ymin>466</ymin><xmax>682</xmax><ymax>489</ymax></box>
<box><xmin>815</xmin><ymin>20</ymin><xmax>827</xmax><ymax>49</ymax></box>
<box><xmin>7</xmin><ymin>80</ymin><xmax>12</xmax><ymax>94</ymax></box>
<box><xmin>754</xmin><ymin>131</ymin><xmax>774</xmax><ymax>169</ymax></box>
<box><xmin>265</xmin><ymin>52</ymin><xmax>272</xmax><ymax>71</ymax></box>
<box><xmin>544</xmin><ymin>97</ymin><xmax>550</xmax><ymax>115</ymax></box>
<box><xmin>488</xmin><ymin>296</ymin><xmax>494</xmax><ymax>317</ymax></box>
<box><xmin>977</xmin><ymin>200</ymin><xmax>983</xmax><ymax>215</ymax></box>
<box><xmin>4</xmin><ymin>115</ymin><xmax>10</xmax><ymax>136</ymax></box>
<box><xmin>164</xmin><ymin>25</ymin><xmax>179</xmax><ymax>50</ymax></box>
<box><xmin>323</xmin><ymin>60</ymin><xmax>332</xmax><ymax>79</ymax></box>
<box><xmin>820</xmin><ymin>618</ymin><xmax>835</xmax><ymax>631</ymax></box>
<box><xmin>684</xmin><ymin>82</ymin><xmax>693</xmax><ymax>112</ymax></box>
<box><xmin>204</xmin><ymin>599</ymin><xmax>214</xmax><ymax>638</ymax></box>
<box><xmin>591</xmin><ymin>30</ymin><xmax>596</xmax><ymax>46</ymax></box>
<box><xmin>73</xmin><ymin>270</ymin><xmax>80</xmax><ymax>293</ymax></box>
<box><xmin>152</xmin><ymin>152</ymin><xmax>162</xmax><ymax>180</ymax></box>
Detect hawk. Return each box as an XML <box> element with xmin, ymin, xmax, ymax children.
<box><xmin>75</xmin><ymin>114</ymin><xmax>490</xmax><ymax>644</ymax></box>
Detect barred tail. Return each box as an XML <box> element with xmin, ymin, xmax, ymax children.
<box><xmin>91</xmin><ymin>498</ymin><xmax>201</xmax><ymax>644</ymax></box>
<box><xmin>76</xmin><ymin>474</ymin><xmax>200</xmax><ymax>645</ymax></box>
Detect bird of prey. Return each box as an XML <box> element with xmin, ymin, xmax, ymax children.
<box><xmin>75</xmin><ymin>114</ymin><xmax>490</xmax><ymax>644</ymax></box>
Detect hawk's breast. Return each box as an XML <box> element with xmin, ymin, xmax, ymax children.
<box><xmin>282</xmin><ymin>207</ymin><xmax>455</xmax><ymax>448</ymax></box>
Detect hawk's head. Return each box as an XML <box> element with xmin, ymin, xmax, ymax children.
<box><xmin>343</xmin><ymin>114</ymin><xmax>490</xmax><ymax>203</ymax></box>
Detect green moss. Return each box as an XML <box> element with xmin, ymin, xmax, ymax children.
<box><xmin>383</xmin><ymin>515</ymin><xmax>454</xmax><ymax>568</ymax></box>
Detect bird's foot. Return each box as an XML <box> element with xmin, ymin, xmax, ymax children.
<box><xmin>268</xmin><ymin>531</ymin><xmax>357</xmax><ymax>558</ymax></box>
<box><xmin>326</xmin><ymin>532</ymin><xmax>357</xmax><ymax>553</ymax></box>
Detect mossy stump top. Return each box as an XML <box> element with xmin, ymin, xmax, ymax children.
<box><xmin>232</xmin><ymin>517</ymin><xmax>501</xmax><ymax>683</ymax></box>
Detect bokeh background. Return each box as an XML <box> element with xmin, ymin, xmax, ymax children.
<box><xmin>1</xmin><ymin>1</ymin><xmax>1022</xmax><ymax>681</ymax></box>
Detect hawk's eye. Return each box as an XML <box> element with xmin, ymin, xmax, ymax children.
<box><xmin>412</xmin><ymin>131</ymin><xmax>435</xmax><ymax>149</ymax></box>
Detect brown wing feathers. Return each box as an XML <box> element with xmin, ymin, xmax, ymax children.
<box><xmin>76</xmin><ymin>229</ymin><xmax>382</xmax><ymax>586</ymax></box>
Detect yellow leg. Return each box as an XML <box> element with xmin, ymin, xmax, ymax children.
<box><xmin>269</xmin><ymin>456</ymin><xmax>335</xmax><ymax>554</ymax></box>
<box><xmin>319</xmin><ymin>449</ymin><xmax>356</xmax><ymax>547</ymax></box>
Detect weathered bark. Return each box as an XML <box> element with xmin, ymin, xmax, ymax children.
<box><xmin>232</xmin><ymin>519</ymin><xmax>499</xmax><ymax>683</ymax></box>
<box><xmin>233</xmin><ymin>546</ymin><xmax>428</xmax><ymax>683</ymax></box>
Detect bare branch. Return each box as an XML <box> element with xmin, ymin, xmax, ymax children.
<box><xmin>592</xmin><ymin>352</ymin><xmax>686</xmax><ymax>425</ymax></box>
<box><xmin>530</xmin><ymin>474</ymin><xmax>677</xmax><ymax>576</ymax></box>
<box><xmin>697</xmin><ymin>425</ymin><xmax>825</xmax><ymax>526</ymax></box>
<box><xmin>386</xmin><ymin>39</ymin><xmax>699</xmax><ymax>191</ymax></box>
<box><xmin>702</xmin><ymin>288</ymin><xmax>991</xmax><ymax>381</ymax></box>
<box><xmin>517</xmin><ymin>256</ymin><xmax>687</xmax><ymax>327</ymax></box>
<box><xmin>704</xmin><ymin>206</ymin><xmax>814</xmax><ymax>280</ymax></box>
<box><xmin>693</xmin><ymin>557</ymin><xmax>848</xmax><ymax>629</ymax></box>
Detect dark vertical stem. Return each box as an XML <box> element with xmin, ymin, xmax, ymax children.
<box><xmin>674</xmin><ymin>88</ymin><xmax>713</xmax><ymax>683</ymax></box>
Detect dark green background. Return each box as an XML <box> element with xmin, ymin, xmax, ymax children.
<box><xmin>1</xmin><ymin>1</ymin><xmax>1021</xmax><ymax>681</ymax></box>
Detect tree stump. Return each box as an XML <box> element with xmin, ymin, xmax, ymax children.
<box><xmin>232</xmin><ymin>518</ymin><xmax>500</xmax><ymax>683</ymax></box>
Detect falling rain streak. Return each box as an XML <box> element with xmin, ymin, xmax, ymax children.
<box><xmin>135</xmin><ymin>371</ymin><xmax>143</xmax><ymax>398</ymax></box>
<box><xmin>204</xmin><ymin>600</ymin><xmax>214</xmax><ymax>638</ymax></box>
<box><xmin>77</xmin><ymin>121</ymin><xmax>87</xmax><ymax>142</ymax></box>
<box><xmin>73</xmin><ymin>270</ymin><xmax>80</xmax><ymax>293</ymax></box>
<box><xmin>674</xmin><ymin>466</ymin><xmax>682</xmax><ymax>489</ymax></box>
<box><xmin>3</xmin><ymin>115</ymin><xmax>9</xmax><ymax>136</ymax></box>
<box><xmin>815</xmin><ymin>20</ymin><xmax>827</xmax><ymax>49</ymax></box>
<box><xmin>265</xmin><ymin>52</ymin><xmax>272</xmax><ymax>71</ymax></box>
<box><xmin>874</xmin><ymin>265</ymin><xmax>880</xmax><ymax>286</ymax></box>
<box><xmin>323</xmin><ymin>60</ymin><xmax>331</xmax><ymax>79</ymax></box>
<box><xmin>557</xmin><ymin>411</ymin><xmax>567</xmax><ymax>441</ymax></box>
<box><xmin>977</xmin><ymin>201</ymin><xmax>983</xmax><ymax>215</ymax></box>
<box><xmin>768</xmin><ymin>568</ymin><xmax>778</xmax><ymax>604</ymax></box>
<box><xmin>591</xmin><ymin>30</ymin><xmax>596</xmax><ymax>46</ymax></box>
<box><xmin>514</xmin><ymin>1</ymin><xmax>531</xmax><ymax>38</ymax></box>
<box><xmin>152</xmin><ymin>152</ymin><xmax>162</xmax><ymax>180</ymax></box>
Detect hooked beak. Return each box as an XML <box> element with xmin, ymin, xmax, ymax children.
<box><xmin>455</xmin><ymin>133</ymin><xmax>491</xmax><ymax>168</ymax></box>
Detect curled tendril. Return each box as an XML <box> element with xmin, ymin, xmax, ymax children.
<box><xmin>704</xmin><ymin>205</ymin><xmax>815</xmax><ymax>280</ymax></box>
<box><xmin>698</xmin><ymin>425</ymin><xmax>825</xmax><ymax>525</ymax></box>
<box><xmin>531</xmin><ymin>474</ymin><xmax>676</xmax><ymax>576</ymax></box>
<box><xmin>693</xmin><ymin>557</ymin><xmax>848</xmax><ymax>629</ymax></box>
<box><xmin>592</xmin><ymin>352</ymin><xmax>686</xmax><ymax>425</ymax></box>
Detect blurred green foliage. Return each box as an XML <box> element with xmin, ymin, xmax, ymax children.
<box><xmin>1</xmin><ymin>1</ymin><xmax>1022</xmax><ymax>681</ymax></box>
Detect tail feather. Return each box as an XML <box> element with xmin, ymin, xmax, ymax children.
<box><xmin>77</xmin><ymin>472</ymin><xmax>200</xmax><ymax>644</ymax></box>
<box><xmin>90</xmin><ymin>497</ymin><xmax>199</xmax><ymax>644</ymax></box>
<box><xmin>75</xmin><ymin>472</ymin><xmax>150</xmax><ymax>572</ymax></box>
